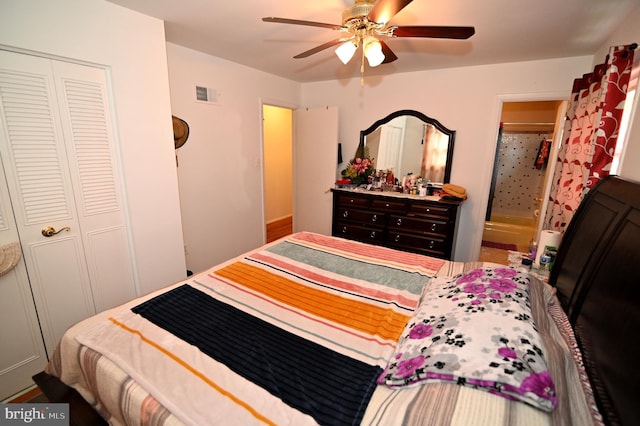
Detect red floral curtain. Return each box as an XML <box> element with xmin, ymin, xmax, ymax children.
<box><xmin>544</xmin><ymin>44</ymin><xmax>636</xmax><ymax>232</ymax></box>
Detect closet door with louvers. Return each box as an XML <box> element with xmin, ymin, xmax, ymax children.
<box><xmin>0</xmin><ymin>158</ymin><xmax>48</xmax><ymax>401</ymax></box>
<box><xmin>0</xmin><ymin>50</ymin><xmax>136</xmax><ymax>358</ymax></box>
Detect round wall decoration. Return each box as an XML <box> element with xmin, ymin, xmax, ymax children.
<box><xmin>172</xmin><ymin>115</ymin><xmax>190</xmax><ymax>149</ymax></box>
<box><xmin>0</xmin><ymin>241</ymin><xmax>21</xmax><ymax>277</ymax></box>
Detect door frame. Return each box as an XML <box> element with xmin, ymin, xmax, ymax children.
<box><xmin>259</xmin><ymin>98</ymin><xmax>298</xmax><ymax>244</ymax></box>
<box><xmin>475</xmin><ymin>91</ymin><xmax>568</xmax><ymax>256</ymax></box>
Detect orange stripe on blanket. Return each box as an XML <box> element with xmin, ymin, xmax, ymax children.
<box><xmin>250</xmin><ymin>252</ymin><xmax>419</xmax><ymax>310</ymax></box>
<box><xmin>107</xmin><ymin>317</ymin><xmax>276</xmax><ymax>426</ymax></box>
<box><xmin>213</xmin><ymin>262</ymin><xmax>411</xmax><ymax>342</ymax></box>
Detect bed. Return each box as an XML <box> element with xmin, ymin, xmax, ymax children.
<box><xmin>36</xmin><ymin>175</ymin><xmax>639</xmax><ymax>425</ymax></box>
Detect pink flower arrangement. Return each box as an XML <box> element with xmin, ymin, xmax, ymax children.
<box><xmin>342</xmin><ymin>156</ymin><xmax>375</xmax><ymax>185</ymax></box>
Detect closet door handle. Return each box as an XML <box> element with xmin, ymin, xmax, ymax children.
<box><xmin>42</xmin><ymin>226</ymin><xmax>70</xmax><ymax>237</ymax></box>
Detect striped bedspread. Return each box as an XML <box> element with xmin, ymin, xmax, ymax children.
<box><xmin>46</xmin><ymin>233</ymin><xmax>599</xmax><ymax>426</ymax></box>
<box><xmin>70</xmin><ymin>232</ymin><xmax>441</xmax><ymax>425</ymax></box>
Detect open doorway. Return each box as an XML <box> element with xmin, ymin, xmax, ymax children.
<box><xmin>262</xmin><ymin>104</ymin><xmax>293</xmax><ymax>242</ymax></box>
<box><xmin>481</xmin><ymin>100</ymin><xmax>565</xmax><ymax>262</ymax></box>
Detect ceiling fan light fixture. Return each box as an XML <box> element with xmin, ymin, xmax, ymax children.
<box><xmin>364</xmin><ymin>36</ymin><xmax>385</xmax><ymax>67</ymax></box>
<box><xmin>264</xmin><ymin>0</ymin><xmax>476</xmax><ymax>75</ymax></box>
<box><xmin>335</xmin><ymin>41</ymin><xmax>357</xmax><ymax>64</ymax></box>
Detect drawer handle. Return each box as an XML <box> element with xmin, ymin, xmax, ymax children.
<box><xmin>341</xmin><ymin>226</ymin><xmax>347</xmax><ymax>234</ymax></box>
<box><xmin>385</xmin><ymin>203</ymin><xmax>390</xmax><ymax>208</ymax></box>
<box><xmin>372</xmin><ymin>214</ymin><xmax>377</xmax><ymax>222</ymax></box>
<box><xmin>428</xmin><ymin>240</ymin><xmax>435</xmax><ymax>249</ymax></box>
<box><xmin>349</xmin><ymin>199</ymin><xmax>355</xmax><ymax>203</ymax></box>
<box><xmin>394</xmin><ymin>234</ymin><xmax>400</xmax><ymax>242</ymax></box>
<box><xmin>370</xmin><ymin>231</ymin><xmax>376</xmax><ymax>239</ymax></box>
<box><xmin>343</xmin><ymin>211</ymin><xmax>349</xmax><ymax>218</ymax></box>
<box><xmin>430</xmin><ymin>223</ymin><xmax>437</xmax><ymax>231</ymax></box>
<box><xmin>396</xmin><ymin>218</ymin><xmax>402</xmax><ymax>226</ymax></box>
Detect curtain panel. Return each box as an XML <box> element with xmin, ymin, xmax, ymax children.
<box><xmin>545</xmin><ymin>44</ymin><xmax>636</xmax><ymax>232</ymax></box>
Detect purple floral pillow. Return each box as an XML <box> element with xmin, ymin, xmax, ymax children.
<box><xmin>378</xmin><ymin>267</ymin><xmax>557</xmax><ymax>412</ymax></box>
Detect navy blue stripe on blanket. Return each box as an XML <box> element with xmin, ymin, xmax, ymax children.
<box><xmin>132</xmin><ymin>284</ymin><xmax>381</xmax><ymax>426</ymax></box>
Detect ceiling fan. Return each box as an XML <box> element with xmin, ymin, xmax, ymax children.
<box><xmin>262</xmin><ymin>0</ymin><xmax>475</xmax><ymax>69</ymax></box>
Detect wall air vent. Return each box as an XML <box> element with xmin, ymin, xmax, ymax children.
<box><xmin>195</xmin><ymin>85</ymin><xmax>221</xmax><ymax>105</ymax></box>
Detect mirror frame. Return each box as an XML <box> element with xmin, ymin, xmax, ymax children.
<box><xmin>357</xmin><ymin>109</ymin><xmax>456</xmax><ymax>184</ymax></box>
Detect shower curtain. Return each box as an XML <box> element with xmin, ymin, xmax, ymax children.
<box><xmin>544</xmin><ymin>44</ymin><xmax>636</xmax><ymax>232</ymax></box>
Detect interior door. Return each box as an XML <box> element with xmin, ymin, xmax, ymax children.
<box><xmin>293</xmin><ymin>107</ymin><xmax>338</xmax><ymax>235</ymax></box>
<box><xmin>0</xmin><ymin>160</ymin><xmax>48</xmax><ymax>400</ymax></box>
<box><xmin>536</xmin><ymin>101</ymin><xmax>568</xmax><ymax>240</ymax></box>
<box><xmin>51</xmin><ymin>59</ymin><xmax>136</xmax><ymax>314</ymax></box>
<box><xmin>0</xmin><ymin>50</ymin><xmax>136</xmax><ymax>359</ymax></box>
<box><xmin>0</xmin><ymin>50</ymin><xmax>94</xmax><ymax>359</ymax></box>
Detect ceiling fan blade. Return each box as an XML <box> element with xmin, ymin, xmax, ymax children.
<box><xmin>380</xmin><ymin>40</ymin><xmax>398</xmax><ymax>64</ymax></box>
<box><xmin>367</xmin><ymin>0</ymin><xmax>414</xmax><ymax>24</ymax></box>
<box><xmin>262</xmin><ymin>17</ymin><xmax>343</xmax><ymax>30</ymax></box>
<box><xmin>393</xmin><ymin>26</ymin><xmax>475</xmax><ymax>39</ymax></box>
<box><xmin>293</xmin><ymin>39</ymin><xmax>345</xmax><ymax>59</ymax></box>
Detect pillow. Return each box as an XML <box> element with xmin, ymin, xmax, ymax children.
<box><xmin>378</xmin><ymin>267</ymin><xmax>557</xmax><ymax>412</ymax></box>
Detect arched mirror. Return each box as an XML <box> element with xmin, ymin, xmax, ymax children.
<box><xmin>356</xmin><ymin>110</ymin><xmax>455</xmax><ymax>185</ymax></box>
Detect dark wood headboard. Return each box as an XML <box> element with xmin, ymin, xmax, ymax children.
<box><xmin>548</xmin><ymin>175</ymin><xmax>640</xmax><ymax>426</ymax></box>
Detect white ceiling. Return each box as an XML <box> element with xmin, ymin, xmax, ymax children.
<box><xmin>106</xmin><ymin>0</ymin><xmax>640</xmax><ymax>83</ymax></box>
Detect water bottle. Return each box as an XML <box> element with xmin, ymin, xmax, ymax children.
<box><xmin>539</xmin><ymin>255</ymin><xmax>551</xmax><ymax>278</ymax></box>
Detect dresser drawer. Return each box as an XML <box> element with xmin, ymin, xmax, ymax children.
<box><xmin>389</xmin><ymin>215</ymin><xmax>449</xmax><ymax>237</ymax></box>
<box><xmin>334</xmin><ymin>222</ymin><xmax>385</xmax><ymax>244</ymax></box>
<box><xmin>332</xmin><ymin>189</ymin><xmax>462</xmax><ymax>260</ymax></box>
<box><xmin>387</xmin><ymin>232</ymin><xmax>446</xmax><ymax>257</ymax></box>
<box><xmin>337</xmin><ymin>207</ymin><xmax>386</xmax><ymax>226</ymax></box>
<box><xmin>336</xmin><ymin>193</ymin><xmax>370</xmax><ymax>208</ymax></box>
<box><xmin>407</xmin><ymin>203</ymin><xmax>451</xmax><ymax>219</ymax></box>
<box><xmin>371</xmin><ymin>199</ymin><xmax>406</xmax><ymax>213</ymax></box>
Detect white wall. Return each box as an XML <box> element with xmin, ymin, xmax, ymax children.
<box><xmin>301</xmin><ymin>56</ymin><xmax>593</xmax><ymax>261</ymax></box>
<box><xmin>15</xmin><ymin>0</ymin><xmax>631</xmax><ymax>274</ymax></box>
<box><xmin>166</xmin><ymin>43</ymin><xmax>300</xmax><ymax>273</ymax></box>
<box><xmin>0</xmin><ymin>0</ymin><xmax>186</xmax><ymax>295</ymax></box>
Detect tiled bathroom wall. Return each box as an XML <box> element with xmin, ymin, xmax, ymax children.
<box><xmin>491</xmin><ymin>131</ymin><xmax>553</xmax><ymax>219</ymax></box>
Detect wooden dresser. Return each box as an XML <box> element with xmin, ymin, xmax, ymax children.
<box><xmin>331</xmin><ymin>188</ymin><xmax>463</xmax><ymax>260</ymax></box>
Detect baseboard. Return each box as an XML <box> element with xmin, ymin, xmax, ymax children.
<box><xmin>266</xmin><ymin>215</ymin><xmax>293</xmax><ymax>227</ymax></box>
<box><xmin>266</xmin><ymin>215</ymin><xmax>293</xmax><ymax>243</ymax></box>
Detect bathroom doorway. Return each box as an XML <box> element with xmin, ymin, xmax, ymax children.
<box><xmin>482</xmin><ymin>100</ymin><xmax>565</xmax><ymax>260</ymax></box>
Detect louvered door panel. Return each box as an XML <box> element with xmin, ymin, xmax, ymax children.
<box><xmin>0</xmin><ymin>51</ymin><xmax>72</xmax><ymax>399</ymax></box>
<box><xmin>0</xmin><ymin>153</ymin><xmax>47</xmax><ymax>401</ymax></box>
<box><xmin>52</xmin><ymin>59</ymin><xmax>136</xmax><ymax>313</ymax></box>
<box><xmin>63</xmin><ymin>78</ymin><xmax>119</xmax><ymax>215</ymax></box>
<box><xmin>0</xmin><ymin>70</ymin><xmax>72</xmax><ymax>224</ymax></box>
